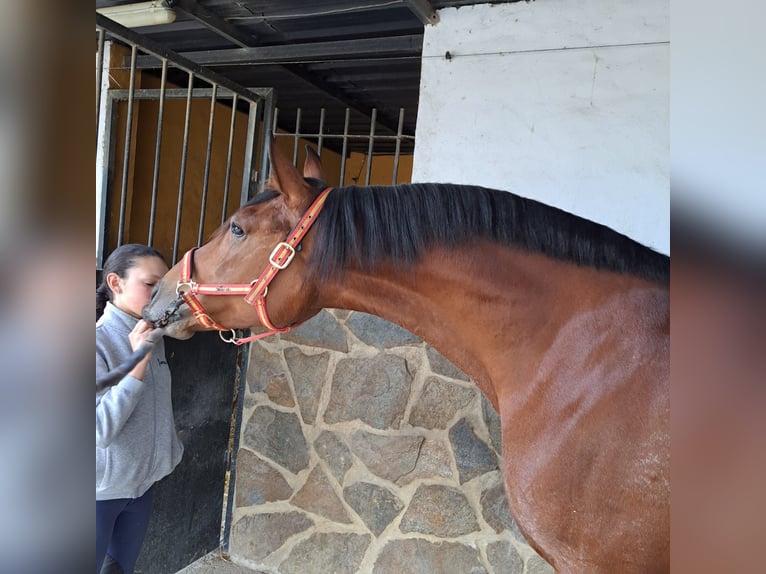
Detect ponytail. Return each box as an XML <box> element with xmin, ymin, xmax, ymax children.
<box><xmin>96</xmin><ymin>284</ymin><xmax>111</xmax><ymax>321</ymax></box>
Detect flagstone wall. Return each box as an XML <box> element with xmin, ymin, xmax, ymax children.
<box><xmin>228</xmin><ymin>310</ymin><xmax>553</xmax><ymax>574</ymax></box>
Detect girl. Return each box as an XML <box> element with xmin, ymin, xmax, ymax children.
<box><xmin>96</xmin><ymin>244</ymin><xmax>183</xmax><ymax>574</ymax></box>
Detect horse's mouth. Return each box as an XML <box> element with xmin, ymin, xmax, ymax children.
<box><xmin>143</xmin><ymin>295</ymin><xmax>186</xmax><ymax>328</ymax></box>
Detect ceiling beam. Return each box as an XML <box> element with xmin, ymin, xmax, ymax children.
<box><xmin>169</xmin><ymin>0</ymin><xmax>257</xmax><ymax>48</ymax></box>
<box><xmin>277</xmin><ymin>66</ymin><xmax>407</xmax><ymax>136</ymax></box>
<box><xmin>402</xmin><ymin>0</ymin><xmax>439</xmax><ymax>26</ymax></box>
<box><xmin>136</xmin><ymin>34</ymin><xmax>422</xmax><ymax>68</ymax></box>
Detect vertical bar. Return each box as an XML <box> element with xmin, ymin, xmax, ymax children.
<box><xmin>117</xmin><ymin>44</ymin><xmax>138</xmax><ymax>246</ymax></box>
<box><xmin>392</xmin><ymin>108</ymin><xmax>405</xmax><ymax>185</ymax></box>
<box><xmin>364</xmin><ymin>108</ymin><xmax>377</xmax><ymax>186</ymax></box>
<box><xmin>198</xmin><ymin>83</ymin><xmax>218</xmax><ymax>246</ymax></box>
<box><xmin>259</xmin><ymin>92</ymin><xmax>275</xmax><ymax>190</ymax></box>
<box><xmin>240</xmin><ymin>101</ymin><xmax>259</xmax><ymax>206</ymax></box>
<box><xmin>271</xmin><ymin>107</ymin><xmax>279</xmax><ymax>135</ymax></box>
<box><xmin>173</xmin><ymin>71</ymin><xmax>195</xmax><ymax>263</ymax></box>
<box><xmin>148</xmin><ymin>58</ymin><xmax>168</xmax><ymax>246</ymax></box>
<box><xmin>97</xmin><ymin>95</ymin><xmax>117</xmax><ymax>269</ymax></box>
<box><xmin>340</xmin><ymin>108</ymin><xmax>350</xmax><ymax>186</ymax></box>
<box><xmin>221</xmin><ymin>93</ymin><xmax>238</xmax><ymax>223</ymax></box>
<box><xmin>292</xmin><ymin>108</ymin><xmax>301</xmax><ymax>166</ymax></box>
<box><xmin>96</xmin><ymin>28</ymin><xmax>105</xmax><ymax>135</ymax></box>
<box><xmin>317</xmin><ymin>108</ymin><xmax>325</xmax><ymax>156</ymax></box>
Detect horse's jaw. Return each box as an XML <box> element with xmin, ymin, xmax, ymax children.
<box><xmin>142</xmin><ymin>302</ymin><xmax>197</xmax><ymax>340</ymax></box>
<box><xmin>160</xmin><ymin>320</ymin><xmax>197</xmax><ymax>340</ymax></box>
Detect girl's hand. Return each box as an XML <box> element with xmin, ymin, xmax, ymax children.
<box><xmin>128</xmin><ymin>320</ymin><xmax>154</xmax><ymax>381</ymax></box>
<box><xmin>128</xmin><ymin>319</ymin><xmax>154</xmax><ymax>351</ymax></box>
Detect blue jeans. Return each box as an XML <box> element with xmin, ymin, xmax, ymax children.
<box><xmin>96</xmin><ymin>487</ymin><xmax>154</xmax><ymax>574</ymax></box>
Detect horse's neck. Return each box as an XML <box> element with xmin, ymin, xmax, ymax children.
<box><xmin>318</xmin><ymin>241</ymin><xmax>666</xmax><ymax>408</ymax></box>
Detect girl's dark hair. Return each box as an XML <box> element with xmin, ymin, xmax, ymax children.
<box><xmin>97</xmin><ymin>244</ymin><xmax>166</xmax><ymax>321</ymax></box>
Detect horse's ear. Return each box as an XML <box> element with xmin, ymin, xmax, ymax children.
<box><xmin>303</xmin><ymin>145</ymin><xmax>326</xmax><ymax>181</ymax></box>
<box><xmin>268</xmin><ymin>136</ymin><xmax>311</xmax><ymax>208</ymax></box>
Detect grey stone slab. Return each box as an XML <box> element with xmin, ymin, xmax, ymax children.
<box><xmin>279</xmin><ymin>532</ymin><xmax>371</xmax><ymax>574</ymax></box>
<box><xmin>229</xmin><ymin>512</ymin><xmax>313</xmax><ymax>562</ymax></box>
<box><xmin>325</xmin><ymin>355</ymin><xmax>413</xmax><ymax>429</ymax></box>
<box><xmin>346</xmin><ymin>312</ymin><xmax>421</xmax><ymax>348</ymax></box>
<box><xmin>372</xmin><ymin>539</ymin><xmax>486</xmax><ymax>574</ymax></box>
<box><xmin>290</xmin><ymin>465</ymin><xmax>352</xmax><ymax>524</ymax></box>
<box><xmin>174</xmin><ymin>551</ymin><xmax>266</xmax><ymax>574</ymax></box>
<box><xmin>449</xmin><ymin>418</ymin><xmax>499</xmax><ymax>484</ymax></box>
<box><xmin>235</xmin><ymin>449</ymin><xmax>293</xmax><ymax>508</ymax></box>
<box><xmin>283</xmin><ymin>347</ymin><xmax>329</xmax><ymax>424</ymax></box>
<box><xmin>486</xmin><ymin>541</ymin><xmax>524</xmax><ymax>574</ymax></box>
<box><xmin>399</xmin><ymin>484</ymin><xmax>480</xmax><ymax>537</ymax></box>
<box><xmin>409</xmin><ymin>376</ymin><xmax>477</xmax><ymax>429</ymax></box>
<box><xmin>480</xmin><ymin>481</ymin><xmax>526</xmax><ymax>542</ymax></box>
<box><xmin>481</xmin><ymin>394</ymin><xmax>503</xmax><ymax>454</ymax></box>
<box><xmin>280</xmin><ymin>309</ymin><xmax>348</xmax><ymax>352</ymax></box>
<box><xmin>526</xmin><ymin>554</ymin><xmax>555</xmax><ymax>574</ymax></box>
<box><xmin>247</xmin><ymin>343</ymin><xmax>290</xmax><ymax>400</ymax></box>
<box><xmin>426</xmin><ymin>345</ymin><xmax>470</xmax><ymax>381</ymax></box>
<box><xmin>349</xmin><ymin>430</ymin><xmax>424</xmax><ymax>484</ymax></box>
<box><xmin>242</xmin><ymin>406</ymin><xmax>309</xmax><ymax>474</ymax></box>
<box><xmin>314</xmin><ymin>430</ymin><xmax>353</xmax><ymax>484</ymax></box>
<box><xmin>394</xmin><ymin>438</ymin><xmax>453</xmax><ymax>487</ymax></box>
<box><xmin>343</xmin><ymin>482</ymin><xmax>404</xmax><ymax>536</ymax></box>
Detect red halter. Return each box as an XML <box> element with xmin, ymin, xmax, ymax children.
<box><xmin>175</xmin><ymin>187</ymin><xmax>333</xmax><ymax>345</ymax></box>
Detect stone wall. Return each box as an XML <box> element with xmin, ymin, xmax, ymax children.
<box><xmin>228</xmin><ymin>310</ymin><xmax>553</xmax><ymax>574</ymax></box>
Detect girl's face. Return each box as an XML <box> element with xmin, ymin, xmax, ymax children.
<box><xmin>107</xmin><ymin>256</ymin><xmax>169</xmax><ymax>319</ymax></box>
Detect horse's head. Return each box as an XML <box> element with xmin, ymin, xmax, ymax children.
<box><xmin>143</xmin><ymin>139</ymin><xmax>328</xmax><ymax>340</ymax></box>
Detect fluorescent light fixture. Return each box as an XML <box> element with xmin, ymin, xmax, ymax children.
<box><xmin>97</xmin><ymin>1</ymin><xmax>176</xmax><ymax>28</ymax></box>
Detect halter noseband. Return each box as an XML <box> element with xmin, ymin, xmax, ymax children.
<box><xmin>175</xmin><ymin>187</ymin><xmax>333</xmax><ymax>345</ymax></box>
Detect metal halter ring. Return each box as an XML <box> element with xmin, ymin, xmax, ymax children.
<box><xmin>176</xmin><ymin>281</ymin><xmax>196</xmax><ymax>296</ymax></box>
<box><xmin>218</xmin><ymin>329</ymin><xmax>238</xmax><ymax>344</ymax></box>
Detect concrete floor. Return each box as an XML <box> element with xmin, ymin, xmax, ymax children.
<box><xmin>174</xmin><ymin>551</ymin><xmax>266</xmax><ymax>574</ymax></box>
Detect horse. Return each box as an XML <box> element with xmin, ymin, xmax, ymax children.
<box><xmin>144</xmin><ymin>140</ymin><xmax>670</xmax><ymax>573</ymax></box>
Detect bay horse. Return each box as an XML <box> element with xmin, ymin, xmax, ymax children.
<box><xmin>144</xmin><ymin>140</ymin><xmax>669</xmax><ymax>573</ymax></box>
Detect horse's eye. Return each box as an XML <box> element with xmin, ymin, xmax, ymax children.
<box><xmin>230</xmin><ymin>222</ymin><xmax>245</xmax><ymax>238</ymax></box>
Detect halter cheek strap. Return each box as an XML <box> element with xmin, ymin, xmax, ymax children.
<box><xmin>176</xmin><ymin>187</ymin><xmax>332</xmax><ymax>345</ymax></box>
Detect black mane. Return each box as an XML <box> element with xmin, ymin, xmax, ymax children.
<box><xmin>304</xmin><ymin>183</ymin><xmax>669</xmax><ymax>284</ymax></box>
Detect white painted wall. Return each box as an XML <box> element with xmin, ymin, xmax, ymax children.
<box><xmin>413</xmin><ymin>0</ymin><xmax>669</xmax><ymax>254</ymax></box>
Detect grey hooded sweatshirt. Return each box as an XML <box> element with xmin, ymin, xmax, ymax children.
<box><xmin>96</xmin><ymin>302</ymin><xmax>183</xmax><ymax>500</ymax></box>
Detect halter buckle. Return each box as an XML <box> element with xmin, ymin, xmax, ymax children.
<box><xmin>269</xmin><ymin>242</ymin><xmax>296</xmax><ymax>270</ymax></box>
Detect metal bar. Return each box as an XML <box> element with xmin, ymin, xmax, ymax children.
<box><xmin>340</xmin><ymin>108</ymin><xmax>350</xmax><ymax>186</ymax></box>
<box><xmin>173</xmin><ymin>72</ymin><xmax>195</xmax><ymax>263</ymax></box>
<box><xmin>402</xmin><ymin>0</ymin><xmax>440</xmax><ymax>26</ymax></box>
<box><xmin>393</xmin><ymin>108</ymin><xmax>405</xmax><ymax>185</ymax></box>
<box><xmin>96</xmin><ymin>28</ymin><xmax>105</xmax><ymax>135</ymax></box>
<box><xmin>97</xmin><ymin>96</ymin><xmax>117</xmax><ymax>269</ymax></box>
<box><xmin>221</xmin><ymin>93</ymin><xmax>238</xmax><ymax>224</ymax></box>
<box><xmin>134</xmin><ymin>34</ymin><xmax>423</xmax><ymax>68</ymax></box>
<box><xmin>267</xmin><ymin>106</ymin><xmax>279</xmax><ymax>184</ymax></box>
<box><xmin>240</xmin><ymin>101</ymin><xmax>259</xmax><ymax>206</ymax></box>
<box><xmin>148</xmin><ymin>58</ymin><xmax>168</xmax><ymax>247</ymax></box>
<box><xmin>117</xmin><ymin>44</ymin><xmax>137</xmax><ymax>246</ymax></box>
<box><xmin>317</xmin><ymin>108</ymin><xmax>325</xmax><ymax>156</ymax></box>
<box><xmin>258</xmin><ymin>91</ymin><xmax>275</xmax><ymax>190</ymax></box>
<box><xmin>219</xmin><ymin>343</ymin><xmax>250</xmax><ymax>554</ymax></box>
<box><xmin>292</xmin><ymin>108</ymin><xmax>302</xmax><ymax>166</ymax></box>
<box><xmin>172</xmin><ymin>0</ymin><xmax>257</xmax><ymax>48</ymax></box>
<box><xmin>271</xmin><ymin>132</ymin><xmax>414</xmax><ymax>142</ymax></box>
<box><xmin>198</xmin><ymin>83</ymin><xmax>218</xmax><ymax>246</ymax></box>
<box><xmin>97</xmin><ymin>13</ymin><xmax>266</xmax><ymax>104</ymax></box>
<box><xmin>108</xmin><ymin>87</ymin><xmax>235</xmax><ymax>99</ymax></box>
<box><xmin>365</xmin><ymin>108</ymin><xmax>377</xmax><ymax>186</ymax></box>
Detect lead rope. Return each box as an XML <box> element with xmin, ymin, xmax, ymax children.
<box><xmin>96</xmin><ymin>327</ymin><xmax>167</xmax><ymax>392</ymax></box>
